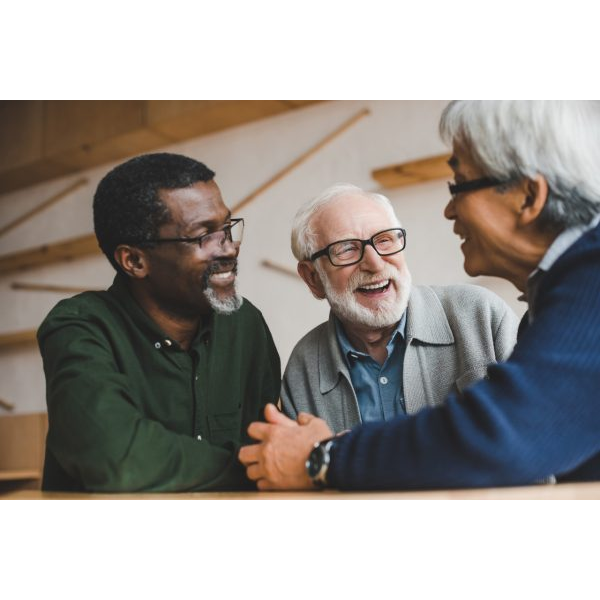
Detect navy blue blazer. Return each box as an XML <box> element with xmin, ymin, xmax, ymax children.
<box><xmin>329</xmin><ymin>222</ymin><xmax>600</xmax><ymax>489</ymax></box>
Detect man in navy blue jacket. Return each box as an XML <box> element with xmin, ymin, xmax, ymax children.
<box><xmin>239</xmin><ymin>100</ymin><xmax>600</xmax><ymax>490</ymax></box>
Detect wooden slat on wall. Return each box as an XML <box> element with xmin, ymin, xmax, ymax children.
<box><xmin>372</xmin><ymin>154</ymin><xmax>452</xmax><ymax>188</ymax></box>
<box><xmin>0</xmin><ymin>233</ymin><xmax>100</xmax><ymax>275</ymax></box>
<box><xmin>0</xmin><ymin>178</ymin><xmax>88</xmax><ymax>238</ymax></box>
<box><xmin>0</xmin><ymin>329</ymin><xmax>37</xmax><ymax>350</ymax></box>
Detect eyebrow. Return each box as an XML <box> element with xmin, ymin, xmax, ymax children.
<box><xmin>184</xmin><ymin>212</ymin><xmax>232</xmax><ymax>236</ymax></box>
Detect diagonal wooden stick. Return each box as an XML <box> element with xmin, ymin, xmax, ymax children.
<box><xmin>11</xmin><ymin>282</ymin><xmax>101</xmax><ymax>294</ymax></box>
<box><xmin>0</xmin><ymin>398</ymin><xmax>15</xmax><ymax>411</ymax></box>
<box><xmin>0</xmin><ymin>329</ymin><xmax>37</xmax><ymax>349</ymax></box>
<box><xmin>0</xmin><ymin>178</ymin><xmax>88</xmax><ymax>238</ymax></box>
<box><xmin>232</xmin><ymin>108</ymin><xmax>370</xmax><ymax>213</ymax></box>
<box><xmin>261</xmin><ymin>259</ymin><xmax>299</xmax><ymax>279</ymax></box>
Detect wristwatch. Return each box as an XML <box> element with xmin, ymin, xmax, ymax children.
<box><xmin>306</xmin><ymin>437</ymin><xmax>336</xmax><ymax>488</ymax></box>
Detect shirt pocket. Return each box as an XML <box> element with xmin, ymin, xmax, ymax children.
<box><xmin>455</xmin><ymin>364</ymin><xmax>490</xmax><ymax>394</ymax></box>
<box><xmin>207</xmin><ymin>409</ymin><xmax>242</xmax><ymax>446</ymax></box>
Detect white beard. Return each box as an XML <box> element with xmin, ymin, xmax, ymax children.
<box><xmin>317</xmin><ymin>263</ymin><xmax>411</xmax><ymax>328</ymax></box>
<box><xmin>203</xmin><ymin>281</ymin><xmax>243</xmax><ymax>315</ymax></box>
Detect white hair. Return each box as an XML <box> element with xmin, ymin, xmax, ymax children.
<box><xmin>440</xmin><ymin>101</ymin><xmax>600</xmax><ymax>229</ymax></box>
<box><xmin>291</xmin><ymin>183</ymin><xmax>400</xmax><ymax>260</ymax></box>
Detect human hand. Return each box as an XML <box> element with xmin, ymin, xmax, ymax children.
<box><xmin>238</xmin><ymin>404</ymin><xmax>333</xmax><ymax>490</ymax></box>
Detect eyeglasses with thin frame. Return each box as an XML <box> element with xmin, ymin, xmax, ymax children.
<box><xmin>448</xmin><ymin>177</ymin><xmax>513</xmax><ymax>200</ymax></box>
<box><xmin>137</xmin><ymin>218</ymin><xmax>244</xmax><ymax>251</ymax></box>
<box><xmin>310</xmin><ymin>227</ymin><xmax>407</xmax><ymax>267</ymax></box>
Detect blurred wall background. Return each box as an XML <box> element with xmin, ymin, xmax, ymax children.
<box><xmin>0</xmin><ymin>100</ymin><xmax>525</xmax><ymax>417</ymax></box>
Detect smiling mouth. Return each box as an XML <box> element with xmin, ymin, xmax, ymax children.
<box><xmin>202</xmin><ymin>260</ymin><xmax>238</xmax><ymax>291</ymax></box>
<box><xmin>455</xmin><ymin>230</ymin><xmax>469</xmax><ymax>242</ymax></box>
<box><xmin>356</xmin><ymin>279</ymin><xmax>391</xmax><ymax>295</ymax></box>
<box><xmin>208</xmin><ymin>270</ymin><xmax>236</xmax><ymax>288</ymax></box>
<box><xmin>210</xmin><ymin>270</ymin><xmax>234</xmax><ymax>280</ymax></box>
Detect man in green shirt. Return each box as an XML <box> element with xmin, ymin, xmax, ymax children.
<box><xmin>38</xmin><ymin>153</ymin><xmax>281</xmax><ymax>492</ymax></box>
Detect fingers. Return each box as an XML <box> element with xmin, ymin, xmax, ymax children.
<box><xmin>264</xmin><ymin>403</ymin><xmax>296</xmax><ymax>427</ymax></box>
<box><xmin>246</xmin><ymin>421</ymin><xmax>271</xmax><ymax>441</ymax></box>
<box><xmin>238</xmin><ymin>443</ymin><xmax>261</xmax><ymax>465</ymax></box>
<box><xmin>245</xmin><ymin>462</ymin><xmax>264</xmax><ymax>481</ymax></box>
<box><xmin>256</xmin><ymin>478</ymin><xmax>276</xmax><ymax>491</ymax></box>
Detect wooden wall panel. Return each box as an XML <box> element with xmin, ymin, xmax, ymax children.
<box><xmin>0</xmin><ymin>100</ymin><xmax>321</xmax><ymax>195</ymax></box>
<box><xmin>0</xmin><ymin>101</ymin><xmax>44</xmax><ymax>171</ymax></box>
<box><xmin>146</xmin><ymin>100</ymin><xmax>302</xmax><ymax>140</ymax></box>
<box><xmin>0</xmin><ymin>413</ymin><xmax>48</xmax><ymax>489</ymax></box>
<box><xmin>0</xmin><ymin>158</ymin><xmax>68</xmax><ymax>194</ymax></box>
<box><xmin>43</xmin><ymin>101</ymin><xmax>145</xmax><ymax>155</ymax></box>
<box><xmin>52</xmin><ymin>128</ymin><xmax>172</xmax><ymax>171</ymax></box>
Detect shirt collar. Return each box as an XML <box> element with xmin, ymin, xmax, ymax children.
<box><xmin>319</xmin><ymin>286</ymin><xmax>455</xmax><ymax>394</ymax></box>
<box><xmin>334</xmin><ymin>312</ymin><xmax>406</xmax><ymax>366</ymax></box>
<box><xmin>108</xmin><ymin>273</ymin><xmax>213</xmax><ymax>353</ymax></box>
<box><xmin>524</xmin><ymin>213</ymin><xmax>600</xmax><ymax>307</ymax></box>
<box><xmin>537</xmin><ymin>213</ymin><xmax>600</xmax><ymax>275</ymax></box>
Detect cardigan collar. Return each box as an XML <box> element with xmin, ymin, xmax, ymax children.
<box><xmin>318</xmin><ymin>285</ymin><xmax>455</xmax><ymax>394</ymax></box>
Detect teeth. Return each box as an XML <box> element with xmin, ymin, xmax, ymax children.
<box><xmin>210</xmin><ymin>271</ymin><xmax>233</xmax><ymax>280</ymax></box>
<box><xmin>360</xmin><ymin>280</ymin><xmax>389</xmax><ymax>291</ymax></box>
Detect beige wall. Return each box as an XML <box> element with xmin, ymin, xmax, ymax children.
<box><xmin>0</xmin><ymin>100</ymin><xmax>526</xmax><ymax>415</ymax></box>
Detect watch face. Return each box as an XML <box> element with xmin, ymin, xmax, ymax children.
<box><xmin>307</xmin><ymin>446</ymin><xmax>322</xmax><ymax>478</ymax></box>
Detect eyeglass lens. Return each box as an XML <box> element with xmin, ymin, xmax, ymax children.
<box><xmin>329</xmin><ymin>229</ymin><xmax>405</xmax><ymax>265</ymax></box>
<box><xmin>200</xmin><ymin>220</ymin><xmax>244</xmax><ymax>250</ymax></box>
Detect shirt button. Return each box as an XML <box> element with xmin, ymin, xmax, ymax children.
<box><xmin>154</xmin><ymin>342</ymin><xmax>161</xmax><ymax>349</ymax></box>
<box><xmin>380</xmin><ymin>376</ymin><xmax>388</xmax><ymax>385</ymax></box>
<box><xmin>197</xmin><ymin>435</ymin><xmax>202</xmax><ymax>441</ymax></box>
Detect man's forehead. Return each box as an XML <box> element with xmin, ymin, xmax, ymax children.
<box><xmin>159</xmin><ymin>180</ymin><xmax>230</xmax><ymax>229</ymax></box>
<box><xmin>315</xmin><ymin>195</ymin><xmax>397</xmax><ymax>240</ymax></box>
<box><xmin>158</xmin><ymin>179</ymin><xmax>221</xmax><ymax>203</ymax></box>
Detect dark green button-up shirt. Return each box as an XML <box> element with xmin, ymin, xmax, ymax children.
<box><xmin>38</xmin><ymin>274</ymin><xmax>280</xmax><ymax>493</ymax></box>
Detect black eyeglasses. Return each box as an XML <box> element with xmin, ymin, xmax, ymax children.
<box><xmin>138</xmin><ymin>218</ymin><xmax>244</xmax><ymax>251</ymax></box>
<box><xmin>310</xmin><ymin>227</ymin><xmax>407</xmax><ymax>267</ymax></box>
<box><xmin>448</xmin><ymin>177</ymin><xmax>512</xmax><ymax>199</ymax></box>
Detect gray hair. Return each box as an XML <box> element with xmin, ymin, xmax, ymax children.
<box><xmin>439</xmin><ymin>101</ymin><xmax>600</xmax><ymax>231</ymax></box>
<box><xmin>291</xmin><ymin>183</ymin><xmax>400</xmax><ymax>261</ymax></box>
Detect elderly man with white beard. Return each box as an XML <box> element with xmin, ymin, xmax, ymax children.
<box><xmin>281</xmin><ymin>183</ymin><xmax>519</xmax><ymax>434</ymax></box>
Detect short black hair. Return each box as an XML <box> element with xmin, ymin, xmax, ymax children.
<box><xmin>93</xmin><ymin>152</ymin><xmax>216</xmax><ymax>272</ymax></box>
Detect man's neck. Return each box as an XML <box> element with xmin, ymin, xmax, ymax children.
<box><xmin>128</xmin><ymin>284</ymin><xmax>204</xmax><ymax>352</ymax></box>
<box><xmin>338</xmin><ymin>317</ymin><xmax>400</xmax><ymax>365</ymax></box>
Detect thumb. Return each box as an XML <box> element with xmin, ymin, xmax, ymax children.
<box><xmin>264</xmin><ymin>403</ymin><xmax>296</xmax><ymax>426</ymax></box>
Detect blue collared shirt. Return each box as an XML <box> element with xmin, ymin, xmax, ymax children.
<box><xmin>334</xmin><ymin>313</ymin><xmax>407</xmax><ymax>423</ymax></box>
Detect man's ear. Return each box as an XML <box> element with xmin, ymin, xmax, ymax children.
<box><xmin>114</xmin><ymin>245</ymin><xmax>150</xmax><ymax>279</ymax></box>
<box><xmin>518</xmin><ymin>175</ymin><xmax>549</xmax><ymax>227</ymax></box>
<box><xmin>297</xmin><ymin>261</ymin><xmax>326</xmax><ymax>299</ymax></box>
